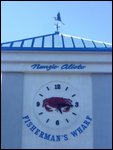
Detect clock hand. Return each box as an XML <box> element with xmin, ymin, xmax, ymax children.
<box><xmin>58</xmin><ymin>107</ymin><xmax>62</xmax><ymax>114</ymax></box>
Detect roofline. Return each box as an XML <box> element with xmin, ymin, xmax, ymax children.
<box><xmin>1</xmin><ymin>32</ymin><xmax>112</xmax><ymax>46</ymax></box>
<box><xmin>1</xmin><ymin>47</ymin><xmax>112</xmax><ymax>52</ymax></box>
<box><xmin>1</xmin><ymin>32</ymin><xmax>59</xmax><ymax>44</ymax></box>
<box><xmin>61</xmin><ymin>33</ymin><xmax>112</xmax><ymax>45</ymax></box>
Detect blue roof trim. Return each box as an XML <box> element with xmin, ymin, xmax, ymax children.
<box><xmin>10</xmin><ymin>42</ymin><xmax>13</xmax><ymax>47</ymax></box>
<box><xmin>92</xmin><ymin>41</ymin><xmax>97</xmax><ymax>48</ymax></box>
<box><xmin>20</xmin><ymin>40</ymin><xmax>24</xmax><ymax>47</ymax></box>
<box><xmin>1</xmin><ymin>47</ymin><xmax>112</xmax><ymax>52</ymax></box>
<box><xmin>61</xmin><ymin>35</ymin><xmax>65</xmax><ymax>48</ymax></box>
<box><xmin>52</xmin><ymin>34</ymin><xmax>54</xmax><ymax>48</ymax></box>
<box><xmin>103</xmin><ymin>43</ymin><xmax>107</xmax><ymax>48</ymax></box>
<box><xmin>71</xmin><ymin>37</ymin><xmax>75</xmax><ymax>48</ymax></box>
<box><xmin>81</xmin><ymin>39</ymin><xmax>86</xmax><ymax>48</ymax></box>
<box><xmin>1</xmin><ymin>33</ymin><xmax>58</xmax><ymax>44</ymax></box>
<box><xmin>31</xmin><ymin>38</ymin><xmax>35</xmax><ymax>48</ymax></box>
<box><xmin>42</xmin><ymin>36</ymin><xmax>44</xmax><ymax>48</ymax></box>
<box><xmin>1</xmin><ymin>32</ymin><xmax>112</xmax><ymax>51</ymax></box>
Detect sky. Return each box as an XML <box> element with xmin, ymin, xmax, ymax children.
<box><xmin>1</xmin><ymin>1</ymin><xmax>112</xmax><ymax>43</ymax></box>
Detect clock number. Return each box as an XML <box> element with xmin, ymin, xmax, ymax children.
<box><xmin>75</xmin><ymin>102</ymin><xmax>79</xmax><ymax>107</ymax></box>
<box><xmin>56</xmin><ymin>120</ymin><xmax>59</xmax><ymax>125</ymax></box>
<box><xmin>36</xmin><ymin>101</ymin><xmax>40</xmax><ymax>107</ymax></box>
<box><xmin>55</xmin><ymin>84</ymin><xmax>61</xmax><ymax>89</ymax></box>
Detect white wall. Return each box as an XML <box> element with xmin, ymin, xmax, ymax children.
<box><xmin>1</xmin><ymin>72</ymin><xmax>112</xmax><ymax>149</ymax></box>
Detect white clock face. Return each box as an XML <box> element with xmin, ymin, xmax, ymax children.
<box><xmin>33</xmin><ymin>81</ymin><xmax>79</xmax><ymax>129</ymax></box>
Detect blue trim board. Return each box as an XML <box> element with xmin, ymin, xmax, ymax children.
<box><xmin>1</xmin><ymin>32</ymin><xmax>112</xmax><ymax>50</ymax></box>
<box><xmin>1</xmin><ymin>33</ymin><xmax>58</xmax><ymax>44</ymax></box>
<box><xmin>1</xmin><ymin>47</ymin><xmax>112</xmax><ymax>52</ymax></box>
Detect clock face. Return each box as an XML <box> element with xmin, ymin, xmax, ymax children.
<box><xmin>33</xmin><ymin>81</ymin><xmax>79</xmax><ymax>129</ymax></box>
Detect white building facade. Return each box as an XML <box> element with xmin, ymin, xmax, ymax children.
<box><xmin>1</xmin><ymin>32</ymin><xmax>112</xmax><ymax>149</ymax></box>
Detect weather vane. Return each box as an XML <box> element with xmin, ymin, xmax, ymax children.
<box><xmin>54</xmin><ymin>12</ymin><xmax>64</xmax><ymax>33</ymax></box>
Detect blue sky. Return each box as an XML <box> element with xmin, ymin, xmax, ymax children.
<box><xmin>1</xmin><ymin>1</ymin><xmax>112</xmax><ymax>43</ymax></box>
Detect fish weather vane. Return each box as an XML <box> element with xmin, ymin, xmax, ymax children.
<box><xmin>54</xmin><ymin>12</ymin><xmax>64</xmax><ymax>33</ymax></box>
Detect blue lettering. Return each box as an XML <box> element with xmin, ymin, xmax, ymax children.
<box><xmin>81</xmin><ymin>124</ymin><xmax>87</xmax><ymax>130</ymax></box>
<box><xmin>39</xmin><ymin>131</ymin><xmax>44</xmax><ymax>138</ymax></box>
<box><xmin>61</xmin><ymin>64</ymin><xmax>68</xmax><ymax>69</ymax></box>
<box><xmin>30</xmin><ymin>125</ymin><xmax>37</xmax><ymax>132</ymax></box>
<box><xmin>31</xmin><ymin>64</ymin><xmax>59</xmax><ymax>71</ymax></box>
<box><xmin>82</xmin><ymin>115</ymin><xmax>92</xmax><ymax>126</ymax></box>
<box><xmin>77</xmin><ymin>127</ymin><xmax>83</xmax><ymax>134</ymax></box>
<box><xmin>22</xmin><ymin>115</ymin><xmax>31</xmax><ymax>123</ymax></box>
<box><xmin>61</xmin><ymin>64</ymin><xmax>86</xmax><ymax>70</ymax></box>
<box><xmin>24</xmin><ymin>119</ymin><xmax>30</xmax><ymax>123</ymax></box>
<box><xmin>44</xmin><ymin>133</ymin><xmax>51</xmax><ymax>140</ymax></box>
<box><xmin>56</xmin><ymin>135</ymin><xmax>61</xmax><ymax>141</ymax></box>
<box><xmin>22</xmin><ymin>115</ymin><xmax>29</xmax><ymax>120</ymax></box>
<box><xmin>23</xmin><ymin>115</ymin><xmax>92</xmax><ymax>142</ymax></box>
<box><xmin>86</xmin><ymin>115</ymin><xmax>92</xmax><ymax>121</ymax></box>
<box><xmin>50</xmin><ymin>135</ymin><xmax>55</xmax><ymax>141</ymax></box>
<box><xmin>31</xmin><ymin>64</ymin><xmax>37</xmax><ymax>69</ymax></box>
<box><xmin>70</xmin><ymin>130</ymin><xmax>78</xmax><ymax>137</ymax></box>
<box><xmin>83</xmin><ymin>120</ymin><xmax>90</xmax><ymax>126</ymax></box>
<box><xmin>31</xmin><ymin>64</ymin><xmax>86</xmax><ymax>71</ymax></box>
<box><xmin>34</xmin><ymin>128</ymin><xmax>40</xmax><ymax>135</ymax></box>
<box><xmin>78</xmin><ymin>64</ymin><xmax>86</xmax><ymax>69</ymax></box>
<box><xmin>63</xmin><ymin>134</ymin><xmax>68</xmax><ymax>141</ymax></box>
<box><xmin>26</xmin><ymin>122</ymin><xmax>33</xmax><ymax>127</ymax></box>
